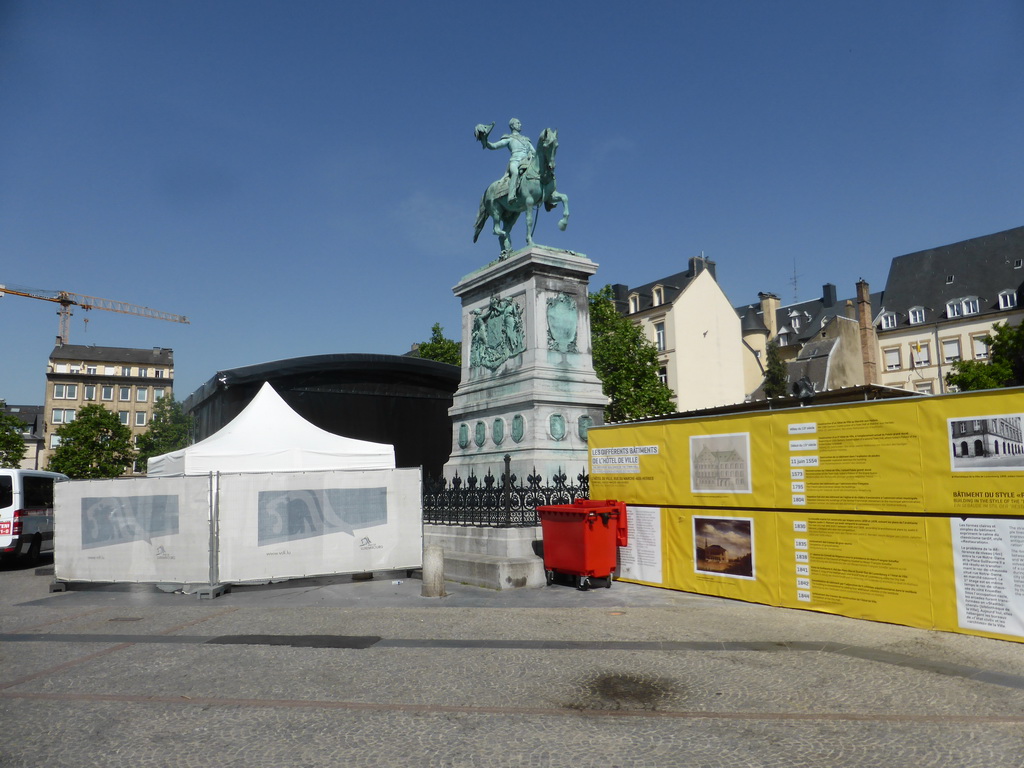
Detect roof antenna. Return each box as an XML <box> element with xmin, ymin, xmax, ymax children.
<box><xmin>789</xmin><ymin>257</ymin><xmax>800</xmax><ymax>303</ymax></box>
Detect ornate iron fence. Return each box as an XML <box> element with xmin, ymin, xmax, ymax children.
<box><xmin>423</xmin><ymin>455</ymin><xmax>589</xmax><ymax>528</ymax></box>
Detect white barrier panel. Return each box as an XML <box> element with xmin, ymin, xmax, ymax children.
<box><xmin>216</xmin><ymin>468</ymin><xmax>422</xmax><ymax>583</ymax></box>
<box><xmin>55</xmin><ymin>475</ymin><xmax>213</xmax><ymax>584</ymax></box>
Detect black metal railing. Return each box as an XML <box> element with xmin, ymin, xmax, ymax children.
<box><xmin>423</xmin><ymin>454</ymin><xmax>589</xmax><ymax>528</ymax></box>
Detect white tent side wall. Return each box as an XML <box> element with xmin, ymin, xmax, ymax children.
<box><xmin>55</xmin><ymin>468</ymin><xmax>423</xmax><ymax>587</ymax></box>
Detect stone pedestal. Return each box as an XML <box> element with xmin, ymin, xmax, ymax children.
<box><xmin>444</xmin><ymin>245</ymin><xmax>607</xmax><ymax>485</ymax></box>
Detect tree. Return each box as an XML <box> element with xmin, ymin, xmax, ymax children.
<box><xmin>47</xmin><ymin>404</ymin><xmax>135</xmax><ymax>478</ymax></box>
<box><xmin>762</xmin><ymin>341</ymin><xmax>789</xmax><ymax>398</ymax></box>
<box><xmin>136</xmin><ymin>394</ymin><xmax>193</xmax><ymax>473</ymax></box>
<box><xmin>0</xmin><ymin>409</ymin><xmax>27</xmax><ymax>468</ymax></box>
<box><xmin>946</xmin><ymin>321</ymin><xmax>1024</xmax><ymax>392</ymax></box>
<box><xmin>589</xmin><ymin>285</ymin><xmax>675</xmax><ymax>422</ymax></box>
<box><xmin>416</xmin><ymin>322</ymin><xmax>461</xmax><ymax>366</ymax></box>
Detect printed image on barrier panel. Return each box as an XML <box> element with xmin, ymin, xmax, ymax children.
<box><xmin>55</xmin><ymin>475</ymin><xmax>213</xmax><ymax>584</ymax></box>
<box><xmin>217</xmin><ymin>467</ymin><xmax>422</xmax><ymax>583</ymax></box>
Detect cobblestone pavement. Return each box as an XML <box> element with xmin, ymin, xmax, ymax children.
<box><xmin>2</xmin><ymin>558</ymin><xmax>1023</xmax><ymax>767</ymax></box>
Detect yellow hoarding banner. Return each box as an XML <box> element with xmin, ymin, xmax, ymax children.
<box><xmin>593</xmin><ymin>388</ymin><xmax>1024</xmax><ymax>643</ymax></box>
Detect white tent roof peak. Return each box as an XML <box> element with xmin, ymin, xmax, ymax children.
<box><xmin>147</xmin><ymin>382</ymin><xmax>395</xmax><ymax>476</ymax></box>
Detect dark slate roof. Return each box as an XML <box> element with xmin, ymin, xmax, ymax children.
<box><xmin>740</xmin><ymin>305</ymin><xmax>769</xmax><ymax>335</ymax></box>
<box><xmin>735</xmin><ymin>285</ymin><xmax>882</xmax><ymax>347</ymax></box>
<box><xmin>1</xmin><ymin>404</ymin><xmax>44</xmax><ymax>439</ymax></box>
<box><xmin>49</xmin><ymin>344</ymin><xmax>174</xmax><ymax>365</ymax></box>
<box><xmin>879</xmin><ymin>225</ymin><xmax>1024</xmax><ymax>325</ymax></box>
<box><xmin>610</xmin><ymin>257</ymin><xmax>717</xmax><ymax>315</ymax></box>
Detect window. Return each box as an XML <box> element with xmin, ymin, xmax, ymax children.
<box><xmin>942</xmin><ymin>338</ymin><xmax>961</xmax><ymax>363</ymax></box>
<box><xmin>51</xmin><ymin>408</ymin><xmax>75</xmax><ymax>424</ymax></box>
<box><xmin>1016</xmin><ymin>259</ymin><xmax>1023</xmax><ymax>269</ymax></box>
<box><xmin>138</xmin><ymin>367</ymin><xmax>148</xmax><ymax>378</ymax></box>
<box><xmin>70</xmin><ymin>365</ymin><xmax>81</xmax><ymax>374</ymax></box>
<box><xmin>155</xmin><ymin>369</ymin><xmax>165</xmax><ymax>379</ymax></box>
<box><xmin>121</xmin><ymin>366</ymin><xmax>132</xmax><ymax>376</ymax></box>
<box><xmin>945</xmin><ymin>275</ymin><xmax>955</xmax><ymax>284</ymax></box>
<box><xmin>136</xmin><ymin>387</ymin><xmax>148</xmax><ymax>403</ymax></box>
<box><xmin>119</xmin><ymin>387</ymin><xmax>131</xmax><ymax>401</ymax></box>
<box><xmin>104</xmin><ymin>366</ymin><xmax>115</xmax><ymax>375</ymax></box>
<box><xmin>912</xmin><ymin>342</ymin><xmax>930</xmax><ymax>368</ymax></box>
<box><xmin>86</xmin><ymin>365</ymin><xmax>97</xmax><ymax>375</ymax></box>
<box><xmin>118</xmin><ymin>411</ymin><xmax>130</xmax><ymax>425</ymax></box>
<box><xmin>655</xmin><ymin>322</ymin><xmax>666</xmax><ymax>352</ymax></box>
<box><xmin>135</xmin><ymin>411</ymin><xmax>147</xmax><ymax>427</ymax></box>
<box><xmin>657</xmin><ymin>366</ymin><xmax>668</xmax><ymax>386</ymax></box>
<box><xmin>102</xmin><ymin>385</ymin><xmax>114</xmax><ymax>401</ymax></box>
<box><xmin>946</xmin><ymin>301</ymin><xmax>963</xmax><ymax>318</ymax></box>
<box><xmin>153</xmin><ymin>388</ymin><xmax>166</xmax><ymax>402</ymax></box>
<box><xmin>49</xmin><ymin>435</ymin><xmax>61</xmax><ymax>449</ymax></box>
<box><xmin>884</xmin><ymin>348</ymin><xmax>901</xmax><ymax>371</ymax></box>
<box><xmin>652</xmin><ymin>286</ymin><xmax>664</xmax><ymax>306</ymax></box>
<box><xmin>962</xmin><ymin>297</ymin><xmax>979</xmax><ymax>315</ymax></box>
<box><xmin>999</xmin><ymin>290</ymin><xmax>1018</xmax><ymax>310</ymax></box>
<box><xmin>880</xmin><ymin>312</ymin><xmax>897</xmax><ymax>330</ymax></box>
<box><xmin>54</xmin><ymin>363</ymin><xmax>68</xmax><ymax>373</ymax></box>
<box><xmin>628</xmin><ymin>294</ymin><xmax>639</xmax><ymax>313</ymax></box>
<box><xmin>53</xmin><ymin>384</ymin><xmax>78</xmax><ymax>400</ymax></box>
<box><xmin>84</xmin><ymin>385</ymin><xmax>97</xmax><ymax>401</ymax></box>
<box><xmin>908</xmin><ymin>307</ymin><xmax>926</xmax><ymax>325</ymax></box>
<box><xmin>915</xmin><ymin>381</ymin><xmax>934</xmax><ymax>394</ymax></box>
<box><xmin>972</xmin><ymin>335</ymin><xmax>990</xmax><ymax>359</ymax></box>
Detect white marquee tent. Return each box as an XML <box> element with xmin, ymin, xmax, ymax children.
<box><xmin>147</xmin><ymin>382</ymin><xmax>395</xmax><ymax>476</ymax></box>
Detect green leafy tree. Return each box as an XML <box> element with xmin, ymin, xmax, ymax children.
<box><xmin>136</xmin><ymin>394</ymin><xmax>193</xmax><ymax>473</ymax></box>
<box><xmin>589</xmin><ymin>285</ymin><xmax>675</xmax><ymax>422</ymax></box>
<box><xmin>47</xmin><ymin>404</ymin><xmax>135</xmax><ymax>478</ymax></box>
<box><xmin>762</xmin><ymin>341</ymin><xmax>789</xmax><ymax>398</ymax></box>
<box><xmin>0</xmin><ymin>409</ymin><xmax>27</xmax><ymax>468</ymax></box>
<box><xmin>946</xmin><ymin>321</ymin><xmax>1024</xmax><ymax>391</ymax></box>
<box><xmin>416</xmin><ymin>322</ymin><xmax>461</xmax><ymax>366</ymax></box>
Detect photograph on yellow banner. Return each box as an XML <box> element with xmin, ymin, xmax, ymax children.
<box><xmin>948</xmin><ymin>413</ymin><xmax>1024</xmax><ymax>471</ymax></box>
<box><xmin>693</xmin><ymin>516</ymin><xmax>754</xmax><ymax>579</ymax></box>
<box><xmin>690</xmin><ymin>434</ymin><xmax>752</xmax><ymax>494</ymax></box>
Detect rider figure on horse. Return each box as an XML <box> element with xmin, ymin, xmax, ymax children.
<box><xmin>477</xmin><ymin>118</ymin><xmax>536</xmax><ymax>203</ymax></box>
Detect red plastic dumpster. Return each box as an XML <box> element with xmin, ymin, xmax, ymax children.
<box><xmin>536</xmin><ymin>499</ymin><xmax>628</xmax><ymax>590</ymax></box>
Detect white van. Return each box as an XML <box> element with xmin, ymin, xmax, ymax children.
<box><xmin>0</xmin><ymin>469</ymin><xmax>69</xmax><ymax>565</ymax></box>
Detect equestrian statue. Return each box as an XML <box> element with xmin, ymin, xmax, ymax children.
<box><xmin>473</xmin><ymin>118</ymin><xmax>569</xmax><ymax>255</ymax></box>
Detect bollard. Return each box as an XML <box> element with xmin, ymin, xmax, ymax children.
<box><xmin>421</xmin><ymin>545</ymin><xmax>447</xmax><ymax>597</ymax></box>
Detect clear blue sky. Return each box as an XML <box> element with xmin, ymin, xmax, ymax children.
<box><xmin>2</xmin><ymin>0</ymin><xmax>1022</xmax><ymax>405</ymax></box>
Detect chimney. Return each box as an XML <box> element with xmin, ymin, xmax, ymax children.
<box><xmin>758</xmin><ymin>292</ymin><xmax>780</xmax><ymax>339</ymax></box>
<box><xmin>856</xmin><ymin>280</ymin><xmax>878</xmax><ymax>385</ymax></box>
<box><xmin>844</xmin><ymin>299</ymin><xmax>856</xmax><ymax>320</ymax></box>
<box><xmin>822</xmin><ymin>283</ymin><xmax>837</xmax><ymax>308</ymax></box>
<box><xmin>689</xmin><ymin>254</ymin><xmax>717</xmax><ymax>281</ymax></box>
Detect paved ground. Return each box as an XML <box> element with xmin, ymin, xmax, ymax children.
<box><xmin>2</xmin><ymin>556</ymin><xmax>1023</xmax><ymax>768</ymax></box>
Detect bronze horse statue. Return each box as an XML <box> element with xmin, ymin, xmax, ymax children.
<box><xmin>473</xmin><ymin>127</ymin><xmax>569</xmax><ymax>254</ymax></box>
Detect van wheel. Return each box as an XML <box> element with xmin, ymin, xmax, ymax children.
<box><xmin>23</xmin><ymin>537</ymin><xmax>41</xmax><ymax>567</ymax></box>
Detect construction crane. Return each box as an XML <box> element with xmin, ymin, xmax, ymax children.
<box><xmin>0</xmin><ymin>283</ymin><xmax>189</xmax><ymax>344</ymax></box>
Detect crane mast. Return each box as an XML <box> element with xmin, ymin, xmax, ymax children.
<box><xmin>0</xmin><ymin>284</ymin><xmax>189</xmax><ymax>343</ymax></box>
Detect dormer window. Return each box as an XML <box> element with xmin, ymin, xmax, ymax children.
<box><xmin>880</xmin><ymin>312</ymin><xmax>897</xmax><ymax>330</ymax></box>
<box><xmin>628</xmin><ymin>293</ymin><xmax>640</xmax><ymax>313</ymax></box>
<box><xmin>999</xmin><ymin>290</ymin><xmax>1018</xmax><ymax>310</ymax></box>
<box><xmin>945</xmin><ymin>275</ymin><xmax>955</xmax><ymax>284</ymax></box>
<box><xmin>652</xmin><ymin>286</ymin><xmax>664</xmax><ymax>306</ymax></box>
<box><xmin>908</xmin><ymin>307</ymin><xmax>926</xmax><ymax>325</ymax></box>
<box><xmin>947</xmin><ymin>297</ymin><xmax>979</xmax><ymax>318</ymax></box>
